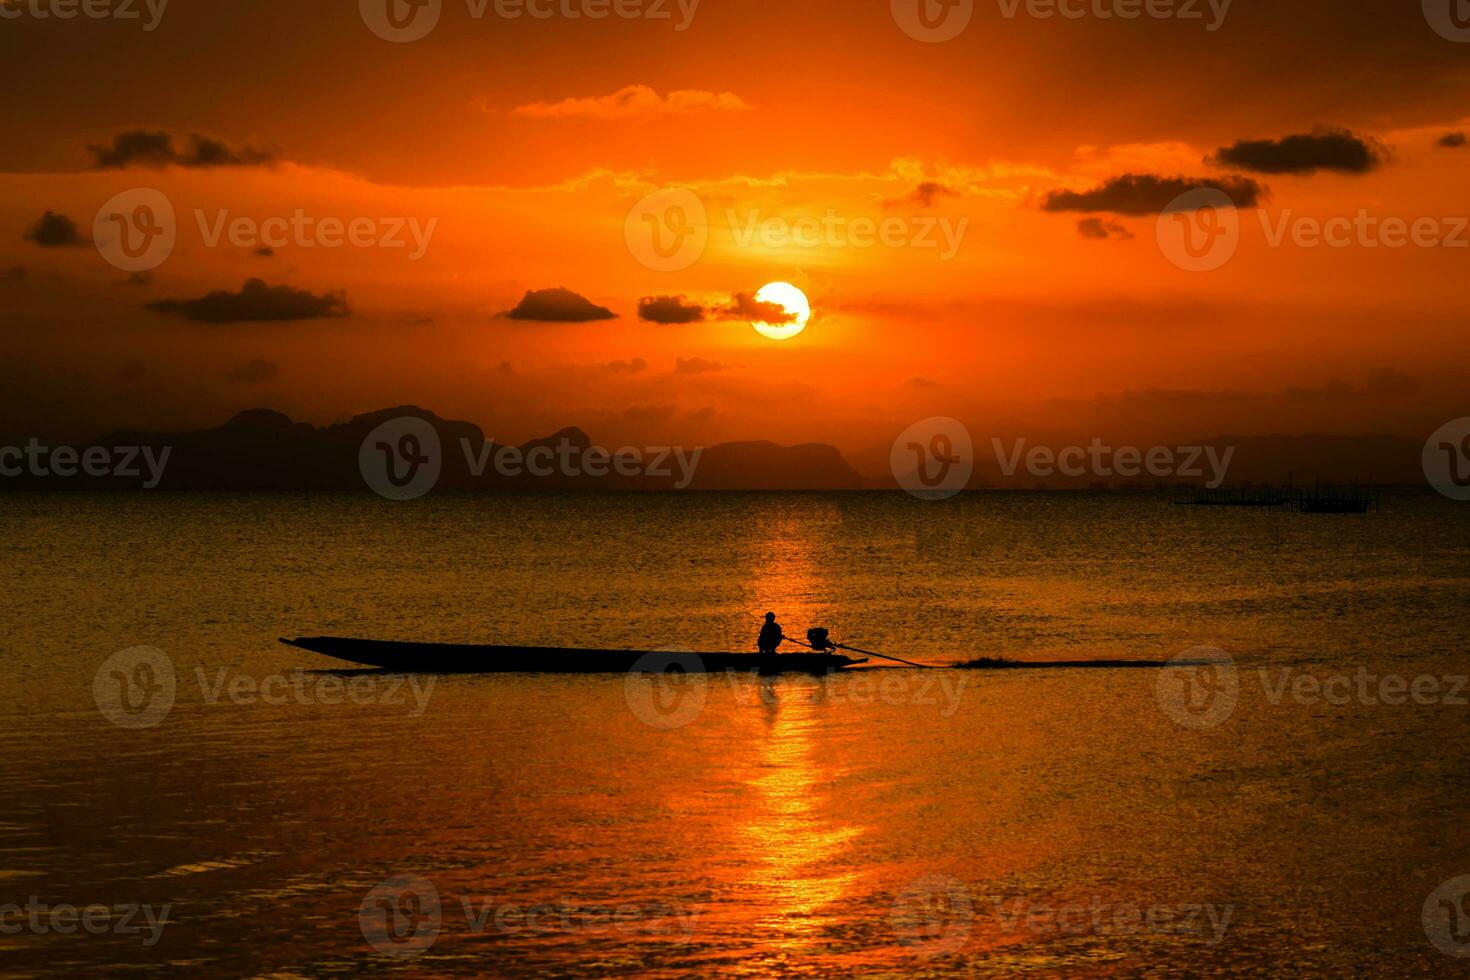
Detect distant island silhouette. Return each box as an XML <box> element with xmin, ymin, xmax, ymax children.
<box><xmin>0</xmin><ymin>406</ymin><xmax>1430</xmax><ymax>492</ymax></box>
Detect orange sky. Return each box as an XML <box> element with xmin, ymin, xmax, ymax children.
<box><xmin>2</xmin><ymin>0</ymin><xmax>1468</xmax><ymax>448</ymax></box>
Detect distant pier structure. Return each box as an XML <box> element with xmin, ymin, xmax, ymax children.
<box><xmin>1173</xmin><ymin>487</ymin><xmax>1380</xmax><ymax>513</ymax></box>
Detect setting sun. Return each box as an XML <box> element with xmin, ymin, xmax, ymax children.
<box><xmin>751</xmin><ymin>282</ymin><xmax>811</xmax><ymax>341</ymax></box>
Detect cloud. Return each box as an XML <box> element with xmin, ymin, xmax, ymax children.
<box><xmin>606</xmin><ymin>357</ymin><xmax>648</xmax><ymax>373</ymax></box>
<box><xmin>1207</xmin><ymin>128</ymin><xmax>1384</xmax><ymax>175</ymax></box>
<box><xmin>503</xmin><ymin>287</ymin><xmax>617</xmax><ymax>323</ymax></box>
<box><xmin>24</xmin><ymin>211</ymin><xmax>86</xmax><ymax>247</ymax></box>
<box><xmin>1042</xmin><ymin>174</ymin><xmax>1265</xmax><ymax>215</ymax></box>
<box><xmin>224</xmin><ymin>358</ymin><xmax>281</xmax><ymax>385</ymax></box>
<box><xmin>1076</xmin><ymin>217</ymin><xmax>1135</xmax><ymax>240</ymax></box>
<box><xmin>908</xmin><ymin>376</ymin><xmax>941</xmax><ymax>389</ymax></box>
<box><xmin>511</xmin><ymin>85</ymin><xmax>751</xmax><ymax>120</ymax></box>
<box><xmin>638</xmin><ymin>295</ymin><xmax>706</xmax><ymax>324</ymax></box>
<box><xmin>89</xmin><ymin>130</ymin><xmax>275</xmax><ymax>169</ymax></box>
<box><xmin>1439</xmin><ymin>132</ymin><xmax>1467</xmax><ymax>149</ymax></box>
<box><xmin>254</xmin><ymin>247</ymin><xmax>275</xmax><ymax>257</ymax></box>
<box><xmin>897</xmin><ymin>181</ymin><xmax>959</xmax><ymax>208</ymax></box>
<box><xmin>721</xmin><ymin>290</ymin><xmax>797</xmax><ymax>324</ymax></box>
<box><xmin>147</xmin><ymin>279</ymin><xmax>349</xmax><ymax>323</ymax></box>
<box><xmin>676</xmin><ymin>357</ymin><xmax>726</xmax><ymax>375</ymax></box>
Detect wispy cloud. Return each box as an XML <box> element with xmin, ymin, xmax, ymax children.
<box><xmin>510</xmin><ymin>85</ymin><xmax>751</xmax><ymax>120</ymax></box>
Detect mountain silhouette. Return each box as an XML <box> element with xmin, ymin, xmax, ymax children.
<box><xmin>2</xmin><ymin>407</ymin><xmax>865</xmax><ymax>492</ymax></box>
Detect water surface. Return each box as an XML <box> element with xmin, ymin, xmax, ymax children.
<box><xmin>4</xmin><ymin>491</ymin><xmax>1469</xmax><ymax>975</ymax></box>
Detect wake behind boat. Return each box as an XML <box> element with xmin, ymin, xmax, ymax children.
<box><xmin>280</xmin><ymin>636</ymin><xmax>868</xmax><ymax>675</ymax></box>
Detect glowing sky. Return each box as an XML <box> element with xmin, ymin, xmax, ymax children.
<box><xmin>2</xmin><ymin>0</ymin><xmax>1467</xmax><ymax>448</ymax></box>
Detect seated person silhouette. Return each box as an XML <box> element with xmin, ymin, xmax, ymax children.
<box><xmin>757</xmin><ymin>612</ymin><xmax>784</xmax><ymax>656</ymax></box>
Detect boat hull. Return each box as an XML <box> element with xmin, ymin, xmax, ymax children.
<box><xmin>280</xmin><ymin>637</ymin><xmax>866</xmax><ymax>675</ymax></box>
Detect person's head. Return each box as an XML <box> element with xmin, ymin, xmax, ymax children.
<box><xmin>764</xmin><ymin>612</ymin><xmax>776</xmax><ymax>622</ymax></box>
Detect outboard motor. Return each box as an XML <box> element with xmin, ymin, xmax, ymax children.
<box><xmin>807</xmin><ymin>628</ymin><xmax>835</xmax><ymax>652</ymax></box>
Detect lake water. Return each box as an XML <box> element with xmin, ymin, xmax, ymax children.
<box><xmin>4</xmin><ymin>491</ymin><xmax>1470</xmax><ymax>976</ymax></box>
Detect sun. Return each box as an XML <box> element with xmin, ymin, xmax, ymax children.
<box><xmin>750</xmin><ymin>282</ymin><xmax>811</xmax><ymax>341</ymax></box>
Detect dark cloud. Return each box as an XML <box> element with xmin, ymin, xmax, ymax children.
<box><xmin>1077</xmin><ymin>217</ymin><xmax>1135</xmax><ymax>241</ymax></box>
<box><xmin>89</xmin><ymin>130</ymin><xmax>276</xmax><ymax>169</ymax></box>
<box><xmin>254</xmin><ymin>247</ymin><xmax>275</xmax><ymax>257</ymax></box>
<box><xmin>1208</xmin><ymin>128</ymin><xmax>1384</xmax><ymax>175</ymax></box>
<box><xmin>1439</xmin><ymin>132</ymin><xmax>1467</xmax><ymax>149</ymax></box>
<box><xmin>24</xmin><ymin>211</ymin><xmax>86</xmax><ymax>247</ymax></box>
<box><xmin>676</xmin><ymin>357</ymin><xmax>725</xmax><ymax>375</ymax></box>
<box><xmin>224</xmin><ymin>358</ymin><xmax>281</xmax><ymax>385</ymax></box>
<box><xmin>721</xmin><ymin>290</ymin><xmax>797</xmax><ymax>324</ymax></box>
<box><xmin>147</xmin><ymin>279</ymin><xmax>349</xmax><ymax>323</ymax></box>
<box><xmin>638</xmin><ymin>295</ymin><xmax>706</xmax><ymax>324</ymax></box>
<box><xmin>503</xmin><ymin>287</ymin><xmax>617</xmax><ymax>323</ymax></box>
<box><xmin>606</xmin><ymin>357</ymin><xmax>648</xmax><ymax>373</ymax></box>
<box><xmin>1</xmin><ymin>266</ymin><xmax>26</xmax><ymax>283</ymax></box>
<box><xmin>1042</xmin><ymin>174</ymin><xmax>1265</xmax><ymax>215</ymax></box>
<box><xmin>889</xmin><ymin>181</ymin><xmax>959</xmax><ymax>208</ymax></box>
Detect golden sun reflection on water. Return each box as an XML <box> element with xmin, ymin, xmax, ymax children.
<box><xmin>738</xmin><ymin>686</ymin><xmax>865</xmax><ymax>955</ymax></box>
